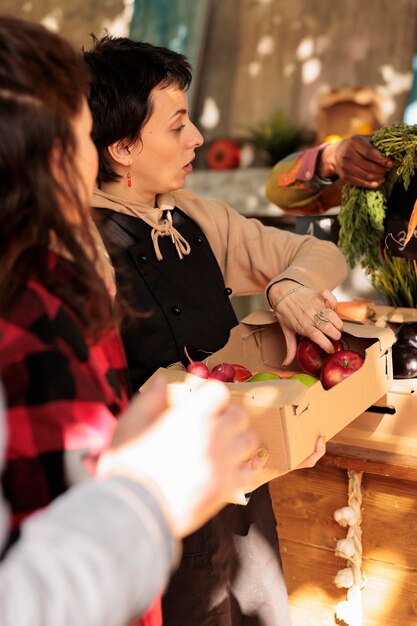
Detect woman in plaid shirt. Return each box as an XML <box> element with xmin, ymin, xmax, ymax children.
<box><xmin>0</xmin><ymin>16</ymin><xmax>261</xmax><ymax>626</ymax></box>
<box><xmin>0</xmin><ymin>15</ymin><xmax>164</xmax><ymax>626</ymax></box>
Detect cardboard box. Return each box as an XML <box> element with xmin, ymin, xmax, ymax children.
<box><xmin>141</xmin><ymin>311</ymin><xmax>395</xmax><ymax>498</ymax></box>
<box><xmin>371</xmin><ymin>305</ymin><xmax>417</xmax><ymax>326</ymax></box>
<box><xmin>330</xmin><ymin>378</ymin><xmax>417</xmax><ymax>458</ymax></box>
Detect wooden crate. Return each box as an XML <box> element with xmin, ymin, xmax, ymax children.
<box><xmin>270</xmin><ymin>461</ymin><xmax>417</xmax><ymax>625</ymax></box>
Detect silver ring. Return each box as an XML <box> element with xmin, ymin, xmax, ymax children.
<box><xmin>313</xmin><ymin>312</ymin><xmax>330</xmax><ymax>327</ymax></box>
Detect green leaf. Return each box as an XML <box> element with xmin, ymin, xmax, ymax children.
<box><xmin>247</xmin><ymin>111</ymin><xmax>314</xmax><ymax>163</ymax></box>
<box><xmin>337</xmin><ymin>123</ymin><xmax>417</xmax><ymax>306</ymax></box>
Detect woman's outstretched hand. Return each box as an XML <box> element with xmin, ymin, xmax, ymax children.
<box><xmin>270</xmin><ymin>283</ymin><xmax>344</xmax><ymax>365</ymax></box>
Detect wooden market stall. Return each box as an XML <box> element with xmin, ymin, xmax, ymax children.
<box><xmin>270</xmin><ymin>378</ymin><xmax>417</xmax><ymax>626</ymax></box>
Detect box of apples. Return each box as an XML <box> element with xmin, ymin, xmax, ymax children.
<box><xmin>141</xmin><ymin>310</ymin><xmax>395</xmax><ymax>496</ymax></box>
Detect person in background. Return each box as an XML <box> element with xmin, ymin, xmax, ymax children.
<box><xmin>0</xmin><ymin>378</ymin><xmax>260</xmax><ymax>626</ymax></box>
<box><xmin>265</xmin><ymin>134</ymin><xmax>395</xmax><ymax>214</ymax></box>
<box><xmin>84</xmin><ymin>35</ymin><xmax>347</xmax><ymax>626</ymax></box>
<box><xmin>0</xmin><ymin>16</ymin><xmax>260</xmax><ymax>626</ymax></box>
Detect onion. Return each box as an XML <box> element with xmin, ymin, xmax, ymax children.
<box><xmin>184</xmin><ymin>346</ymin><xmax>209</xmax><ymax>379</ymax></box>
<box><xmin>210</xmin><ymin>363</ymin><xmax>236</xmax><ymax>382</ymax></box>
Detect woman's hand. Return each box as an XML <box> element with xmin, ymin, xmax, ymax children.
<box><xmin>273</xmin><ymin>436</ymin><xmax>326</xmax><ymax>480</ymax></box>
<box><xmin>294</xmin><ymin>435</ymin><xmax>326</xmax><ymax>470</ymax></box>
<box><xmin>270</xmin><ymin>283</ymin><xmax>344</xmax><ymax>365</ymax></box>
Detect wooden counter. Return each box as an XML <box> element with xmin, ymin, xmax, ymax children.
<box><xmin>270</xmin><ymin>381</ymin><xmax>417</xmax><ymax>626</ymax></box>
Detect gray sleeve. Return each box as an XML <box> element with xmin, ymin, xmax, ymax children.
<box><xmin>0</xmin><ymin>476</ymin><xmax>180</xmax><ymax>626</ymax></box>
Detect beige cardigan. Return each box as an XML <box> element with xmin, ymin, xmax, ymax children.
<box><xmin>92</xmin><ymin>188</ymin><xmax>348</xmax><ymax>297</ymax></box>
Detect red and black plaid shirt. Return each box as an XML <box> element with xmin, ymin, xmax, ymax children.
<box><xmin>0</xmin><ymin>256</ymin><xmax>161</xmax><ymax>626</ymax></box>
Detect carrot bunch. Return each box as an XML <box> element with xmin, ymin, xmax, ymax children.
<box><xmin>338</xmin><ymin>123</ymin><xmax>417</xmax><ymax>307</ymax></box>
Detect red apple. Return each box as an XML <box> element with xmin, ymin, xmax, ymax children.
<box><xmin>320</xmin><ymin>350</ymin><xmax>364</xmax><ymax>390</ymax></box>
<box><xmin>231</xmin><ymin>363</ymin><xmax>252</xmax><ymax>383</ymax></box>
<box><xmin>296</xmin><ymin>337</ymin><xmax>345</xmax><ymax>376</ymax></box>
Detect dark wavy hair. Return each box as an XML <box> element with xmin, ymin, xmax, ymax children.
<box><xmin>0</xmin><ymin>16</ymin><xmax>113</xmax><ymax>338</ymax></box>
<box><xmin>83</xmin><ymin>35</ymin><xmax>192</xmax><ymax>185</ymax></box>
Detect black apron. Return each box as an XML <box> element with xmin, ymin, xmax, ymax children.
<box><xmin>94</xmin><ymin>207</ymin><xmax>292</xmax><ymax>626</ymax></box>
<box><xmin>94</xmin><ymin>207</ymin><xmax>237</xmax><ymax>392</ymax></box>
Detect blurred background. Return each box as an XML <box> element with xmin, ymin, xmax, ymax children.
<box><xmin>4</xmin><ymin>0</ymin><xmax>417</xmax><ymax>306</ymax></box>
<box><xmin>4</xmin><ymin>1</ymin><xmax>417</xmax><ymax>141</ymax></box>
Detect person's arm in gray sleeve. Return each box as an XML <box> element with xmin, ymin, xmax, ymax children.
<box><xmin>0</xmin><ymin>380</ymin><xmax>178</xmax><ymax>626</ymax></box>
<box><xmin>0</xmin><ymin>475</ymin><xmax>180</xmax><ymax>626</ymax></box>
<box><xmin>0</xmin><ymin>378</ymin><xmax>260</xmax><ymax>626</ymax></box>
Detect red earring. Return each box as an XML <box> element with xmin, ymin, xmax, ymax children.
<box><xmin>126</xmin><ymin>167</ymin><xmax>132</xmax><ymax>188</ymax></box>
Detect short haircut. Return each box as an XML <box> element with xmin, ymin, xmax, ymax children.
<box><xmin>84</xmin><ymin>35</ymin><xmax>192</xmax><ymax>184</ymax></box>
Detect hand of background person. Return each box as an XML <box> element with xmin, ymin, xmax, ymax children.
<box><xmin>273</xmin><ymin>436</ymin><xmax>326</xmax><ymax>480</ymax></box>
<box><xmin>97</xmin><ymin>378</ymin><xmax>260</xmax><ymax>538</ymax></box>
<box><xmin>269</xmin><ymin>283</ymin><xmax>343</xmax><ymax>365</ymax></box>
<box><xmin>317</xmin><ymin>134</ymin><xmax>394</xmax><ymax>188</ymax></box>
<box><xmin>294</xmin><ymin>435</ymin><xmax>326</xmax><ymax>469</ymax></box>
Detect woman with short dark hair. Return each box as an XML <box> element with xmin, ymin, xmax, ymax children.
<box><xmin>85</xmin><ymin>34</ymin><xmax>347</xmax><ymax>625</ymax></box>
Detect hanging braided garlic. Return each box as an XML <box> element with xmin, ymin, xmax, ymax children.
<box><xmin>333</xmin><ymin>470</ymin><xmax>367</xmax><ymax>626</ymax></box>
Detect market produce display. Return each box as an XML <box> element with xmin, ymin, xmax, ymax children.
<box><xmin>184</xmin><ymin>349</ymin><xmax>252</xmax><ymax>382</ymax></box>
<box><xmin>338</xmin><ymin>123</ymin><xmax>417</xmax><ymax>307</ymax></box>
<box><xmin>183</xmin><ymin>335</ymin><xmax>364</xmax><ymax>389</ymax></box>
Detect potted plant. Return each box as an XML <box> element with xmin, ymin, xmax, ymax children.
<box><xmin>247</xmin><ymin>110</ymin><xmax>314</xmax><ymax>165</ymax></box>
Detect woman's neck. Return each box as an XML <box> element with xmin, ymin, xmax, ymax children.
<box><xmin>100</xmin><ymin>180</ymin><xmax>157</xmax><ymax>208</ymax></box>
